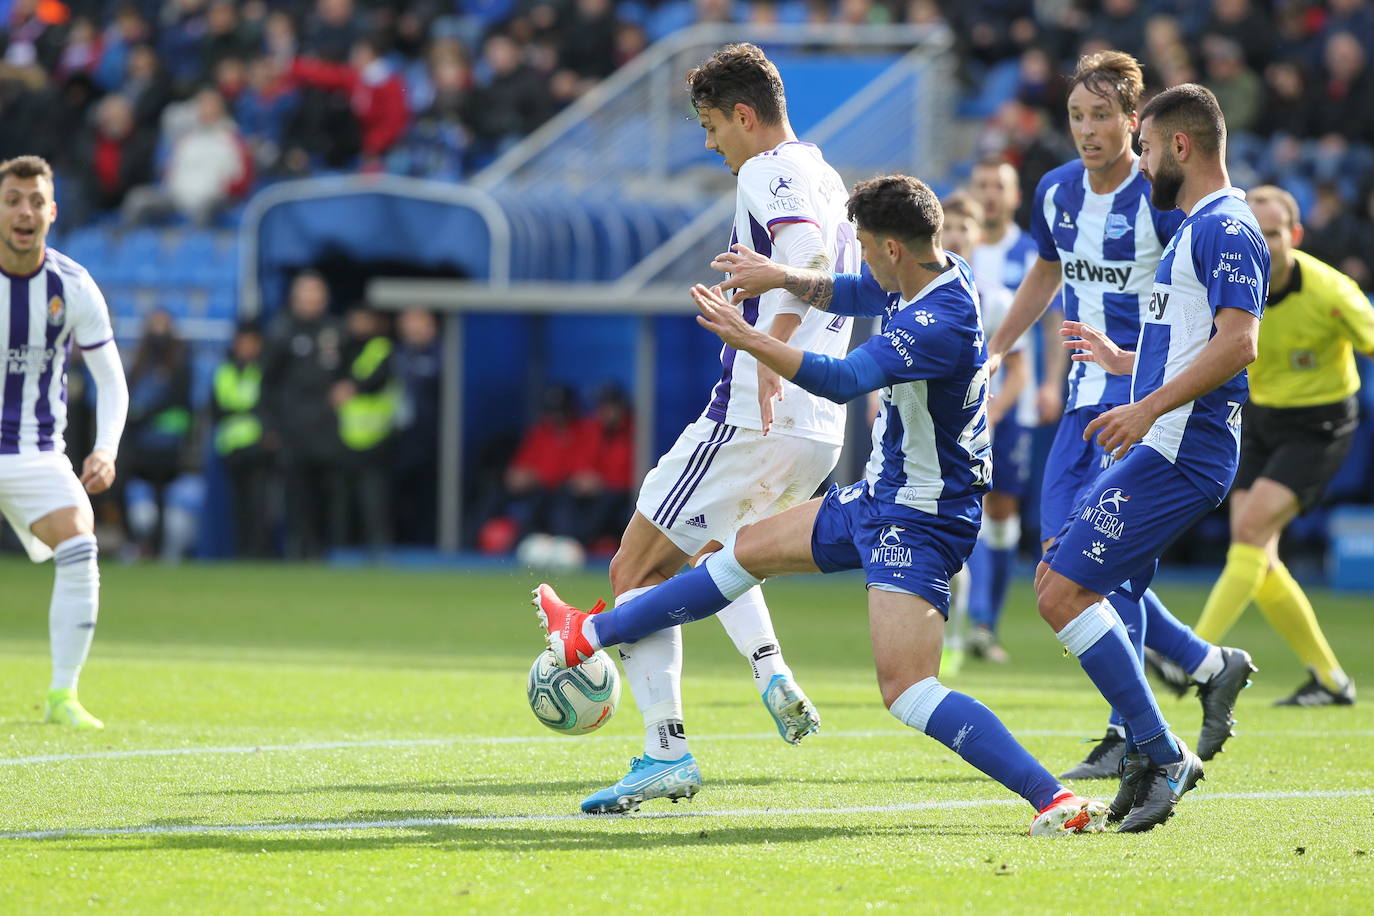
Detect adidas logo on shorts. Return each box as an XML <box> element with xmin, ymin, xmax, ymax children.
<box><xmin>684</xmin><ymin>514</ymin><xmax>708</xmax><ymax>529</ymax></box>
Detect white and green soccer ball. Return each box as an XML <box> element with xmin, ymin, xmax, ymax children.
<box><xmin>527</xmin><ymin>648</ymin><xmax>620</xmax><ymax>735</ymax></box>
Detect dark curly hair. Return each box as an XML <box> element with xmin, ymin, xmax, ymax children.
<box><xmin>846</xmin><ymin>175</ymin><xmax>943</xmax><ymax>247</ymax></box>
<box><xmin>1068</xmin><ymin>50</ymin><xmax>1144</xmax><ymax>116</ymax></box>
<box><xmin>686</xmin><ymin>43</ymin><xmax>787</xmax><ymax>125</ymax></box>
<box><xmin>1140</xmin><ymin>82</ymin><xmax>1226</xmax><ymax>156</ymax></box>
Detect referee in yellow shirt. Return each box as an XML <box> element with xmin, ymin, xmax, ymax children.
<box><xmin>1194</xmin><ymin>185</ymin><xmax>1374</xmax><ymax>705</ymax></box>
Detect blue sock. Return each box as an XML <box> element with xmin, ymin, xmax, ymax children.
<box><xmin>967</xmin><ymin>541</ymin><xmax>994</xmax><ymax>629</ymax></box>
<box><xmin>985</xmin><ymin>545</ymin><xmax>1014</xmax><ymax>631</ymax></box>
<box><xmin>1106</xmin><ymin>591</ymin><xmax>1147</xmax><ymax>664</ymax></box>
<box><xmin>1057</xmin><ymin>603</ymin><xmax>1181</xmax><ymax>764</ymax></box>
<box><xmin>591</xmin><ymin>547</ymin><xmax>761</xmax><ymax>648</ymax></box>
<box><xmin>1140</xmin><ymin>588</ymin><xmax>1211</xmax><ymax>673</ymax></box>
<box><xmin>891</xmin><ymin>678</ymin><xmax>1063</xmax><ymax>811</ymax></box>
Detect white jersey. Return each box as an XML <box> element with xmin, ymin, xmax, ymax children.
<box><xmin>972</xmin><ymin>226</ymin><xmax>1038</xmax><ymax>425</ymax></box>
<box><xmin>705</xmin><ymin>140</ymin><xmax>859</xmax><ymax>445</ymax></box>
<box><xmin>1</xmin><ymin>248</ymin><xmax>114</xmax><ymax>456</ymax></box>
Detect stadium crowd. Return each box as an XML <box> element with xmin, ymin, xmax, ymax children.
<box><xmin>0</xmin><ymin>0</ymin><xmax>1372</xmax><ymax>283</ymax></box>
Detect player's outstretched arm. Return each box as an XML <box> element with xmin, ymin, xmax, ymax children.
<box><xmin>988</xmin><ymin>349</ymin><xmax>1029</xmax><ymax>427</ymax></box>
<box><xmin>693</xmin><ymin>284</ymin><xmax>890</xmax><ymax>404</ymax></box>
<box><xmin>711</xmin><ymin>244</ymin><xmax>889</xmax><ymax>317</ymax></box>
<box><xmin>80</xmin><ymin>342</ymin><xmax>128</xmax><ymax>494</ymax></box>
<box><xmin>987</xmin><ymin>257</ymin><xmax>1062</xmax><ymax>372</ymax></box>
<box><xmin>1083</xmin><ymin>308</ymin><xmax>1258</xmax><ymax>460</ymax></box>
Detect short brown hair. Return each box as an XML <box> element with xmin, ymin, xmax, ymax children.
<box><xmin>1248</xmin><ymin>185</ymin><xmax>1301</xmax><ymax>229</ymax></box>
<box><xmin>0</xmin><ymin>155</ymin><xmax>54</xmax><ymax>187</ymax></box>
<box><xmin>687</xmin><ymin>43</ymin><xmax>787</xmax><ymax>125</ymax></box>
<box><xmin>847</xmin><ymin>175</ymin><xmax>943</xmax><ymax>247</ymax></box>
<box><xmin>1140</xmin><ymin>82</ymin><xmax>1226</xmax><ymax>156</ymax></box>
<box><xmin>1069</xmin><ymin>50</ymin><xmax>1144</xmax><ymax>115</ymax></box>
<box><xmin>941</xmin><ymin>190</ymin><xmax>985</xmax><ymax>226</ymax></box>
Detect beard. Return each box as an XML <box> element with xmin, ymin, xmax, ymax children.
<box><xmin>1148</xmin><ymin>153</ymin><xmax>1185</xmax><ymax>210</ymax></box>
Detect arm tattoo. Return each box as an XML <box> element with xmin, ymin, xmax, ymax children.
<box><xmin>781</xmin><ymin>267</ymin><xmax>834</xmax><ymax>311</ymax></box>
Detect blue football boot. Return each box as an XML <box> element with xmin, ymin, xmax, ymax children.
<box><xmin>762</xmin><ymin>673</ymin><xmax>821</xmax><ymax>744</ymax></box>
<box><xmin>580</xmin><ymin>754</ymin><xmax>703</xmax><ymax>814</ymax></box>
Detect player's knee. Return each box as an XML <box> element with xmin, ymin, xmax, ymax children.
<box><xmin>31</xmin><ymin>506</ymin><xmax>93</xmax><ymax>550</ymax></box>
<box><xmin>608</xmin><ymin>549</ymin><xmax>653</xmax><ymax>597</ymax></box>
<box><xmin>730</xmin><ymin>523</ymin><xmax>769</xmax><ymax>579</ymax></box>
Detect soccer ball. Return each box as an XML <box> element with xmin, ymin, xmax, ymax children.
<box><xmin>516</xmin><ymin>534</ymin><xmax>586</xmax><ymax>572</ymax></box>
<box><xmin>527</xmin><ymin>649</ymin><xmax>620</xmax><ymax>735</ymax></box>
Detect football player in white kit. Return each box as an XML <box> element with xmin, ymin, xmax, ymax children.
<box><xmin>0</xmin><ymin>156</ymin><xmax>128</xmax><ymax>728</ymax></box>
<box><xmin>579</xmin><ymin>44</ymin><xmax>860</xmax><ymax>814</ymax></box>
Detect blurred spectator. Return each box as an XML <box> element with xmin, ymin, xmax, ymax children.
<box><xmin>73</xmin><ymin>93</ymin><xmax>156</xmax><ymax>218</ymax></box>
<box><xmin>262</xmin><ymin>270</ymin><xmax>346</xmax><ymax>560</ymax></box>
<box><xmin>289</xmin><ymin>35</ymin><xmax>409</xmax><ymax>164</ymax></box>
<box><xmin>1312</xmin><ymin>31</ymin><xmax>1374</xmax><ymax>145</ymax></box>
<box><xmin>158</xmin><ymin>0</ymin><xmax>211</xmax><ymax>93</ymax></box>
<box><xmin>1015</xmin><ymin>47</ymin><xmax>1067</xmax><ymax>116</ymax></box>
<box><xmin>121</xmin><ymin>42</ymin><xmax>172</xmax><ymax>131</ymax></box>
<box><xmin>558</xmin><ymin>0</ymin><xmax>619</xmax><ymax>81</ymax></box>
<box><xmin>332</xmin><ymin>307</ymin><xmax>397</xmax><ymax>553</ymax></box>
<box><xmin>3</xmin><ymin>0</ymin><xmax>67</xmax><ymax>75</ymax></box>
<box><xmin>464</xmin><ymin>32</ymin><xmax>551</xmax><ymax>163</ymax></box>
<box><xmin>202</xmin><ymin>1</ymin><xmax>255</xmax><ymax>76</ymax></box>
<box><xmin>1303</xmin><ymin>181</ymin><xmax>1367</xmax><ymax>277</ymax></box>
<box><xmin>56</xmin><ymin>16</ymin><xmax>103</xmax><ymax>83</ymax></box>
<box><xmin>472</xmin><ymin>384</ymin><xmax>582</xmax><ymax>550</ymax></box>
<box><xmin>212</xmin><ymin>322</ymin><xmax>275</xmax><ymax>558</ymax></box>
<box><xmin>94</xmin><ymin>6</ymin><xmax>152</xmax><ymax>93</ymax></box>
<box><xmin>123</xmin><ymin>86</ymin><xmax>250</xmax><ymax>225</ymax></box>
<box><xmin>1256</xmin><ymin>60</ymin><xmax>1312</xmax><ymax>138</ymax></box>
<box><xmin>1202</xmin><ymin>36</ymin><xmax>1262</xmax><ymax>135</ymax></box>
<box><xmin>1206</xmin><ymin>0</ymin><xmax>1277</xmax><ymax>73</ymax></box>
<box><xmin>302</xmin><ymin>0</ymin><xmax>361</xmax><ymax>63</ymax></box>
<box><xmin>391</xmin><ymin>308</ymin><xmax>441</xmax><ymax>546</ymax></box>
<box><xmin>1086</xmin><ymin>0</ymin><xmax>1147</xmax><ymax>61</ymax></box>
<box><xmin>1326</xmin><ymin>0</ymin><xmax>1374</xmax><ymax>54</ymax></box>
<box><xmin>549</xmin><ymin>385</ymin><xmax>634</xmax><ymax>551</ymax></box>
<box><xmin>234</xmin><ymin>54</ymin><xmax>300</xmax><ymax>172</ymax></box>
<box><xmin>122</xmin><ymin>309</ymin><xmax>194</xmax><ymax>561</ymax></box>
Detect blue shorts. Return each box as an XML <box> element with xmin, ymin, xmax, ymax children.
<box><xmin>810</xmin><ymin>481</ymin><xmax>980</xmax><ymax>616</ymax></box>
<box><xmin>1044</xmin><ymin>446</ymin><xmax>1219</xmax><ymax>599</ymax></box>
<box><xmin>1039</xmin><ymin>404</ymin><xmax>1120</xmax><ymax>543</ymax></box>
<box><xmin>991</xmin><ymin>413</ymin><xmax>1031</xmax><ymax>498</ymax></box>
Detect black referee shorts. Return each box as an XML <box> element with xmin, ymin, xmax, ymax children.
<box><xmin>1235</xmin><ymin>396</ymin><xmax>1359</xmax><ymax>511</ymax></box>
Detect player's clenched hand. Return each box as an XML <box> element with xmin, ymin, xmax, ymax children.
<box><xmin>80</xmin><ymin>449</ymin><xmax>116</xmax><ymax>494</ymax></box>
<box><xmin>1061</xmin><ymin>320</ymin><xmax>1135</xmax><ymax>376</ymax></box>
<box><xmin>709</xmin><ymin>244</ymin><xmax>786</xmax><ymax>305</ymax></box>
<box><xmin>1083</xmin><ymin>401</ymin><xmax>1155</xmax><ymax>461</ymax></box>
<box><xmin>692</xmin><ymin>283</ymin><xmax>757</xmax><ymax>350</ymax></box>
<box><xmin>757</xmin><ymin>363</ymin><xmax>783</xmax><ymax>436</ymax></box>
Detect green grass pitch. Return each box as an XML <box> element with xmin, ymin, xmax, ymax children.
<box><xmin>0</xmin><ymin>558</ymin><xmax>1371</xmax><ymax>913</ymax></box>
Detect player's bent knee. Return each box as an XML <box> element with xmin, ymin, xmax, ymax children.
<box><xmin>31</xmin><ymin>505</ymin><xmax>93</xmax><ymax>550</ymax></box>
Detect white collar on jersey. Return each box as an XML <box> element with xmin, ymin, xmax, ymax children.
<box><xmin>1080</xmin><ymin>156</ymin><xmax>1141</xmax><ymax>197</ymax></box>
<box><xmin>1187</xmin><ymin>185</ymin><xmax>1247</xmax><ymax>217</ymax></box>
<box><xmin>898</xmin><ymin>260</ymin><xmax>961</xmax><ymax>309</ymax></box>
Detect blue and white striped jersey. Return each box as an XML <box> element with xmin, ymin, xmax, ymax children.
<box><xmin>1030</xmin><ymin>158</ymin><xmax>1184</xmax><ymax>412</ymax></box>
<box><xmin>858</xmin><ymin>255</ymin><xmax>992</xmax><ymax>522</ymax></box>
<box><xmin>1</xmin><ymin>248</ymin><xmax>114</xmax><ymax>455</ymax></box>
<box><xmin>1136</xmin><ymin>188</ymin><xmax>1268</xmax><ymax>499</ymax></box>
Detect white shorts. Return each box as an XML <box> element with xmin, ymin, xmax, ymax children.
<box><xmin>0</xmin><ymin>452</ymin><xmax>90</xmax><ymax>563</ymax></box>
<box><xmin>636</xmin><ymin>416</ymin><xmax>842</xmax><ymax>554</ymax></box>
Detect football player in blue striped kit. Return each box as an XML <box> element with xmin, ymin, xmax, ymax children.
<box><xmin>984</xmin><ymin>52</ymin><xmax>1255</xmax><ymax>780</ymax></box>
<box><xmin>1037</xmin><ymin>83</ymin><xmax>1269</xmax><ymax>831</ymax></box>
<box><xmin>536</xmin><ymin>175</ymin><xmax>1110</xmax><ymax>836</ymax></box>
<box><xmin>0</xmin><ymin>155</ymin><xmax>129</xmax><ymax>728</ymax></box>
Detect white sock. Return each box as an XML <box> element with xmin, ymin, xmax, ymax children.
<box><xmin>945</xmin><ymin>566</ymin><xmax>970</xmax><ymax>651</ymax></box>
<box><xmin>889</xmin><ymin>677</ymin><xmax>951</xmax><ymax>733</ymax></box>
<box><xmin>615</xmin><ymin>585</ymin><xmax>689</xmax><ymax>759</ymax></box>
<box><xmin>50</xmin><ymin>534</ymin><xmax>99</xmax><ymax>692</ymax></box>
<box><xmin>1190</xmin><ymin>644</ymin><xmax>1224</xmax><ymax>684</ymax></box>
<box><xmin>715</xmin><ymin>585</ymin><xmax>789</xmax><ymax>694</ymax></box>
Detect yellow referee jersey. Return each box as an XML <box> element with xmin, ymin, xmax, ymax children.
<box><xmin>1250</xmin><ymin>249</ymin><xmax>1374</xmax><ymax>408</ymax></box>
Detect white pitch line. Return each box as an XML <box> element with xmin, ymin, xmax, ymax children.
<box><xmin>3</xmin><ymin>789</ymin><xmax>1372</xmax><ymax>841</ymax></box>
<box><xmin>3</xmin><ymin>728</ymin><xmax>1373</xmax><ymax>767</ymax></box>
